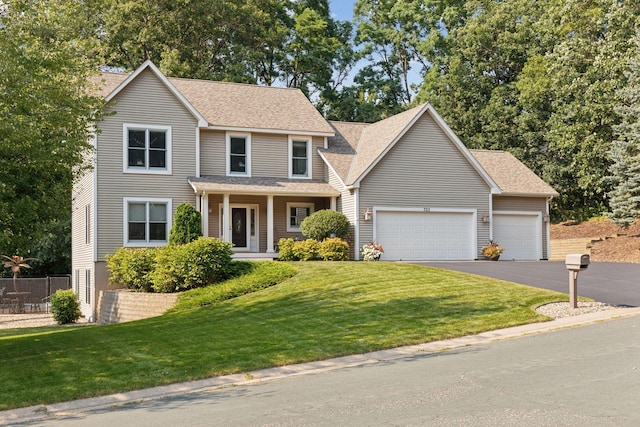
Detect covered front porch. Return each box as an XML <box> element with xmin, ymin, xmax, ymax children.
<box><xmin>188</xmin><ymin>176</ymin><xmax>340</xmax><ymax>254</ymax></box>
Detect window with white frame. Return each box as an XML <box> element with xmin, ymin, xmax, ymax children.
<box><xmin>226</xmin><ymin>133</ymin><xmax>251</xmax><ymax>176</ymax></box>
<box><xmin>124</xmin><ymin>124</ymin><xmax>171</xmax><ymax>173</ymax></box>
<box><xmin>289</xmin><ymin>136</ymin><xmax>311</xmax><ymax>178</ymax></box>
<box><xmin>286</xmin><ymin>202</ymin><xmax>314</xmax><ymax>232</ymax></box>
<box><xmin>124</xmin><ymin>198</ymin><xmax>172</xmax><ymax>246</ymax></box>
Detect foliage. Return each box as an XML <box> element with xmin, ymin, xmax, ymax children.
<box><xmin>50</xmin><ymin>289</ymin><xmax>81</xmax><ymax>324</ymax></box>
<box><xmin>169</xmin><ymin>202</ymin><xmax>202</xmax><ymax>245</ymax></box>
<box><xmin>277</xmin><ymin>238</ymin><xmax>297</xmax><ymax>261</ymax></box>
<box><xmin>151</xmin><ymin>237</ymin><xmax>233</xmax><ymax>293</ymax></box>
<box><xmin>105</xmin><ymin>248</ymin><xmax>156</xmax><ymax>292</ymax></box>
<box><xmin>293</xmin><ymin>239</ymin><xmax>320</xmax><ymax>261</ymax></box>
<box><xmin>318</xmin><ymin>238</ymin><xmax>349</xmax><ymax>261</ymax></box>
<box><xmin>482</xmin><ymin>241</ymin><xmax>505</xmax><ymax>259</ymax></box>
<box><xmin>29</xmin><ymin>219</ymin><xmax>71</xmax><ymax>275</ymax></box>
<box><xmin>607</xmin><ymin>33</ymin><xmax>640</xmax><ymax>228</ymax></box>
<box><xmin>277</xmin><ymin>238</ymin><xmax>320</xmax><ymax>261</ymax></box>
<box><xmin>0</xmin><ymin>0</ymin><xmax>103</xmax><ymax>257</ymax></box>
<box><xmin>360</xmin><ymin>242</ymin><xmax>383</xmax><ymax>261</ymax></box>
<box><xmin>170</xmin><ymin>261</ymin><xmax>297</xmax><ymax>312</ymax></box>
<box><xmin>300</xmin><ymin>209</ymin><xmax>351</xmax><ymax>241</ymax></box>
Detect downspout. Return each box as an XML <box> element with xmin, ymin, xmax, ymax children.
<box><xmin>546</xmin><ymin>196</ymin><xmax>553</xmax><ymax>260</ymax></box>
<box><xmin>488</xmin><ymin>193</ymin><xmax>493</xmax><ymax>241</ymax></box>
<box><xmin>354</xmin><ymin>188</ymin><xmax>360</xmax><ymax>261</ymax></box>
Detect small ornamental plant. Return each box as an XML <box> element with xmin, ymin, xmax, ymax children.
<box><xmin>361</xmin><ymin>242</ymin><xmax>384</xmax><ymax>261</ymax></box>
<box><xmin>482</xmin><ymin>240</ymin><xmax>505</xmax><ymax>260</ymax></box>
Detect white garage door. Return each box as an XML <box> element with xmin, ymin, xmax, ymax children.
<box><xmin>493</xmin><ymin>213</ymin><xmax>541</xmax><ymax>260</ymax></box>
<box><xmin>375</xmin><ymin>210</ymin><xmax>475</xmax><ymax>261</ymax></box>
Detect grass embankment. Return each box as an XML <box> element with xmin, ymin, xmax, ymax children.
<box><xmin>0</xmin><ymin>262</ymin><xmax>566</xmax><ymax>410</ymax></box>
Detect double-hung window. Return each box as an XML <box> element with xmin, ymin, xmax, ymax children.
<box><xmin>286</xmin><ymin>202</ymin><xmax>314</xmax><ymax>232</ymax></box>
<box><xmin>226</xmin><ymin>133</ymin><xmax>251</xmax><ymax>176</ymax></box>
<box><xmin>289</xmin><ymin>136</ymin><xmax>311</xmax><ymax>178</ymax></box>
<box><xmin>124</xmin><ymin>198</ymin><xmax>172</xmax><ymax>246</ymax></box>
<box><xmin>124</xmin><ymin>124</ymin><xmax>171</xmax><ymax>174</ymax></box>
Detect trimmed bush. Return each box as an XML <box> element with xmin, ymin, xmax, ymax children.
<box><xmin>277</xmin><ymin>238</ymin><xmax>297</xmax><ymax>261</ymax></box>
<box><xmin>293</xmin><ymin>239</ymin><xmax>320</xmax><ymax>261</ymax></box>
<box><xmin>319</xmin><ymin>238</ymin><xmax>349</xmax><ymax>261</ymax></box>
<box><xmin>50</xmin><ymin>289</ymin><xmax>81</xmax><ymax>324</ymax></box>
<box><xmin>300</xmin><ymin>210</ymin><xmax>350</xmax><ymax>241</ymax></box>
<box><xmin>106</xmin><ymin>247</ymin><xmax>156</xmax><ymax>292</ymax></box>
<box><xmin>169</xmin><ymin>202</ymin><xmax>202</xmax><ymax>245</ymax></box>
<box><xmin>151</xmin><ymin>237</ymin><xmax>233</xmax><ymax>293</ymax></box>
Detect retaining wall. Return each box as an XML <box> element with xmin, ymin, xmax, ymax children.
<box><xmin>98</xmin><ymin>289</ymin><xmax>178</xmax><ymax>324</ymax></box>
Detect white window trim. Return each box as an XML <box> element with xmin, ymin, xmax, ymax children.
<box><xmin>288</xmin><ymin>135</ymin><xmax>312</xmax><ymax>179</ymax></box>
<box><xmin>123</xmin><ymin>197</ymin><xmax>172</xmax><ymax>247</ymax></box>
<box><xmin>226</xmin><ymin>132</ymin><xmax>251</xmax><ymax>176</ymax></box>
<box><xmin>123</xmin><ymin>123</ymin><xmax>172</xmax><ymax>175</ymax></box>
<box><xmin>286</xmin><ymin>202</ymin><xmax>314</xmax><ymax>232</ymax></box>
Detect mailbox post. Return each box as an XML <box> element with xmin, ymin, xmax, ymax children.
<box><xmin>565</xmin><ymin>254</ymin><xmax>590</xmax><ymax>308</ymax></box>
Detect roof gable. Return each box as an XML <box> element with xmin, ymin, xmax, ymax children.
<box><xmin>322</xmin><ymin>104</ymin><xmax>498</xmax><ymax>190</ymax></box>
<box><xmin>97</xmin><ymin>61</ymin><xmax>333</xmax><ymax>136</ymax></box>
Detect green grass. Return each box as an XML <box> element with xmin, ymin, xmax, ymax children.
<box><xmin>0</xmin><ymin>262</ymin><xmax>567</xmax><ymax>410</ymax></box>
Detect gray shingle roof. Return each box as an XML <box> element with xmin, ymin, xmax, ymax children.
<box><xmin>96</xmin><ymin>68</ymin><xmax>334</xmax><ymax>135</ymax></box>
<box><xmin>470</xmin><ymin>150</ymin><xmax>558</xmax><ymax>196</ymax></box>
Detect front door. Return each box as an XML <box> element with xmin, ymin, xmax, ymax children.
<box><xmin>231</xmin><ymin>207</ymin><xmax>247</xmax><ymax>248</ymax></box>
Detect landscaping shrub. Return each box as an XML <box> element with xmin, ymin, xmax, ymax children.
<box><xmin>293</xmin><ymin>239</ymin><xmax>320</xmax><ymax>261</ymax></box>
<box><xmin>300</xmin><ymin>210</ymin><xmax>350</xmax><ymax>241</ymax></box>
<box><xmin>319</xmin><ymin>238</ymin><xmax>349</xmax><ymax>261</ymax></box>
<box><xmin>50</xmin><ymin>289</ymin><xmax>81</xmax><ymax>324</ymax></box>
<box><xmin>169</xmin><ymin>202</ymin><xmax>202</xmax><ymax>245</ymax></box>
<box><xmin>105</xmin><ymin>247</ymin><xmax>155</xmax><ymax>292</ymax></box>
<box><xmin>151</xmin><ymin>237</ymin><xmax>233</xmax><ymax>293</ymax></box>
<box><xmin>277</xmin><ymin>238</ymin><xmax>297</xmax><ymax>261</ymax></box>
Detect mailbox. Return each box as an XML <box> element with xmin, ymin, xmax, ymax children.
<box><xmin>565</xmin><ymin>254</ymin><xmax>590</xmax><ymax>271</ymax></box>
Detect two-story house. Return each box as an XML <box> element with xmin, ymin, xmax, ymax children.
<box><xmin>72</xmin><ymin>61</ymin><xmax>557</xmax><ymax>320</ymax></box>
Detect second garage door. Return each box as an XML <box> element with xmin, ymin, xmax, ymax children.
<box><xmin>493</xmin><ymin>212</ymin><xmax>541</xmax><ymax>260</ymax></box>
<box><xmin>375</xmin><ymin>210</ymin><xmax>475</xmax><ymax>261</ymax></box>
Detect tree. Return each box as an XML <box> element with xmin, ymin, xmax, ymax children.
<box><xmin>0</xmin><ymin>0</ymin><xmax>104</xmax><ymax>258</ymax></box>
<box><xmin>608</xmin><ymin>33</ymin><xmax>640</xmax><ymax>227</ymax></box>
<box><xmin>169</xmin><ymin>203</ymin><xmax>202</xmax><ymax>245</ymax></box>
<box><xmin>2</xmin><ymin>255</ymin><xmax>35</xmax><ymax>292</ymax></box>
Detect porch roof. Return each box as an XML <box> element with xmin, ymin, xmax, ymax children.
<box><xmin>188</xmin><ymin>176</ymin><xmax>341</xmax><ymax>197</ymax></box>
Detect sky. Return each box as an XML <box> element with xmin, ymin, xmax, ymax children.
<box><xmin>330</xmin><ymin>0</ymin><xmax>356</xmax><ymax>21</ymax></box>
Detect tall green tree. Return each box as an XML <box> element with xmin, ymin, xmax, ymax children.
<box><xmin>0</xmin><ymin>0</ymin><xmax>103</xmax><ymax>259</ymax></box>
<box><xmin>608</xmin><ymin>33</ymin><xmax>640</xmax><ymax>227</ymax></box>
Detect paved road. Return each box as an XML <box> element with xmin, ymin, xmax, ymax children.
<box><xmin>27</xmin><ymin>315</ymin><xmax>640</xmax><ymax>426</ymax></box>
<box><xmin>415</xmin><ymin>261</ymin><xmax>640</xmax><ymax>307</ymax></box>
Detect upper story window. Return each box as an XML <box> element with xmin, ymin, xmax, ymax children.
<box><xmin>289</xmin><ymin>136</ymin><xmax>311</xmax><ymax>179</ymax></box>
<box><xmin>123</xmin><ymin>124</ymin><xmax>172</xmax><ymax>174</ymax></box>
<box><xmin>226</xmin><ymin>133</ymin><xmax>251</xmax><ymax>176</ymax></box>
<box><xmin>124</xmin><ymin>198</ymin><xmax>172</xmax><ymax>246</ymax></box>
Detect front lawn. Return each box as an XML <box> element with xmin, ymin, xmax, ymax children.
<box><xmin>0</xmin><ymin>262</ymin><xmax>566</xmax><ymax>410</ymax></box>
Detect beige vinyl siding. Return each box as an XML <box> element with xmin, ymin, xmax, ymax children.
<box><xmin>71</xmin><ymin>165</ymin><xmax>95</xmax><ymax>318</ymax></box>
<box><xmin>200</xmin><ymin>132</ymin><xmax>325</xmax><ymax>179</ymax></box>
<box><xmin>358</xmin><ymin>113</ymin><xmax>490</xmax><ymax>257</ymax></box>
<box><xmin>200</xmin><ymin>130</ymin><xmax>226</xmax><ymax>176</ymax></box>
<box><xmin>493</xmin><ymin>196</ymin><xmax>550</xmax><ymax>259</ymax></box>
<box><xmin>96</xmin><ymin>68</ymin><xmax>198</xmax><ymax>260</ymax></box>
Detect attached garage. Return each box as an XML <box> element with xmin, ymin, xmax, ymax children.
<box><xmin>374</xmin><ymin>208</ymin><xmax>476</xmax><ymax>261</ymax></box>
<box><xmin>493</xmin><ymin>212</ymin><xmax>542</xmax><ymax>260</ymax></box>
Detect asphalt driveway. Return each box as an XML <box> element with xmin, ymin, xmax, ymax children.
<box><xmin>414</xmin><ymin>261</ymin><xmax>640</xmax><ymax>307</ymax></box>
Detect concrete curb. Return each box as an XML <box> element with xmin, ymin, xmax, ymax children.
<box><xmin>3</xmin><ymin>306</ymin><xmax>640</xmax><ymax>425</ymax></box>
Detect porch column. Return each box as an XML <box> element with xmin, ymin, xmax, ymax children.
<box><xmin>267</xmin><ymin>195</ymin><xmax>275</xmax><ymax>253</ymax></box>
<box><xmin>223</xmin><ymin>193</ymin><xmax>230</xmax><ymax>243</ymax></box>
<box><xmin>201</xmin><ymin>192</ymin><xmax>209</xmax><ymax>237</ymax></box>
<box><xmin>330</xmin><ymin>196</ymin><xmax>337</xmax><ymax>211</ymax></box>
